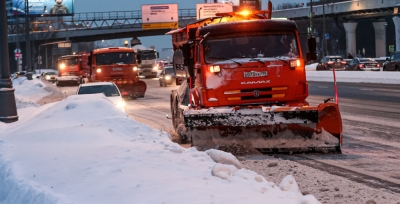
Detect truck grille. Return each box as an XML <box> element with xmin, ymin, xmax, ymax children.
<box><xmin>224</xmin><ymin>87</ymin><xmax>287</xmax><ymax>101</ymax></box>
<box><xmin>140</xmin><ymin>64</ymin><xmax>153</xmax><ymax>68</ymax></box>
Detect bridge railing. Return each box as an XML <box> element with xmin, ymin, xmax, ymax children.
<box><xmin>7</xmin><ymin>9</ymin><xmax>197</xmax><ymax>34</ymax></box>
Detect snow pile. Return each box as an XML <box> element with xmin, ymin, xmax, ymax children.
<box><xmin>206</xmin><ymin>149</ymin><xmax>242</xmax><ymax>169</ymax></box>
<box><xmin>0</xmin><ymin>92</ymin><xmax>321</xmax><ymax>203</ymax></box>
<box><xmin>279</xmin><ymin>175</ymin><xmax>321</xmax><ymax>204</ymax></box>
<box><xmin>12</xmin><ymin>77</ymin><xmax>51</xmax><ymax>104</ymax></box>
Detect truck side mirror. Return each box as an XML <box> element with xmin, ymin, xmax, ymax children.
<box><xmin>157</xmin><ymin>52</ymin><xmax>160</xmax><ymax>58</ymax></box>
<box><xmin>182</xmin><ymin>44</ymin><xmax>191</xmax><ymax>66</ymax></box>
<box><xmin>306</xmin><ymin>36</ymin><xmax>317</xmax><ymax>61</ymax></box>
<box><xmin>137</xmin><ymin>54</ymin><xmax>142</xmax><ymax>64</ymax></box>
<box><xmin>189</xmin><ymin>28</ymin><xmax>197</xmax><ymax>41</ymax></box>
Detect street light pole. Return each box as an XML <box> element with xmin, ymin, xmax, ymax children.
<box><xmin>25</xmin><ymin>0</ymin><xmax>32</xmax><ymax>79</ymax></box>
<box><xmin>322</xmin><ymin>0</ymin><xmax>327</xmax><ymax>57</ymax></box>
<box><xmin>0</xmin><ymin>0</ymin><xmax>19</xmax><ymax>123</ymax></box>
<box><xmin>309</xmin><ymin>0</ymin><xmax>313</xmax><ymax>35</ymax></box>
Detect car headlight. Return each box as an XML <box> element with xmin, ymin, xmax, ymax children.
<box><xmin>45</xmin><ymin>75</ymin><xmax>50</xmax><ymax>80</ymax></box>
<box><xmin>165</xmin><ymin>75</ymin><xmax>171</xmax><ymax>80</ymax></box>
<box><xmin>116</xmin><ymin>101</ymin><xmax>126</xmax><ymax>111</ymax></box>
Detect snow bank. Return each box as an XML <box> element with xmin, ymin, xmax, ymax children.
<box><xmin>12</xmin><ymin>77</ymin><xmax>51</xmax><ymax>104</ymax></box>
<box><xmin>0</xmin><ymin>93</ymin><xmax>320</xmax><ymax>204</ymax></box>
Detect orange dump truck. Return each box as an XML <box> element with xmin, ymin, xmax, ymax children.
<box><xmin>88</xmin><ymin>47</ymin><xmax>146</xmax><ymax>99</ymax></box>
<box><xmin>167</xmin><ymin>2</ymin><xmax>342</xmax><ymax>153</ymax></box>
<box><xmin>56</xmin><ymin>53</ymin><xmax>90</xmax><ymax>86</ymax></box>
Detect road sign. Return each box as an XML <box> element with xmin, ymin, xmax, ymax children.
<box><xmin>142</xmin><ymin>4</ymin><xmax>178</xmax><ymax>23</ymax></box>
<box><xmin>142</xmin><ymin>22</ymin><xmax>178</xmax><ymax>30</ymax></box>
<box><xmin>325</xmin><ymin>33</ymin><xmax>329</xmax><ymax>40</ymax></box>
<box><xmin>15</xmin><ymin>52</ymin><xmax>20</xmax><ymax>59</ymax></box>
<box><xmin>389</xmin><ymin>45</ymin><xmax>395</xmax><ymax>52</ymax></box>
<box><xmin>38</xmin><ymin>55</ymin><xmax>42</xmax><ymax>60</ymax></box>
<box><xmin>196</xmin><ymin>3</ymin><xmax>233</xmax><ymax>20</ymax></box>
<box><xmin>14</xmin><ymin>48</ymin><xmax>21</xmax><ymax>53</ymax></box>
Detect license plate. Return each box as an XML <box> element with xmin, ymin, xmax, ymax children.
<box><xmin>244</xmin><ymin>71</ymin><xmax>268</xmax><ymax>78</ymax></box>
<box><xmin>112</xmin><ymin>68</ymin><xmax>123</xmax><ymax>71</ymax></box>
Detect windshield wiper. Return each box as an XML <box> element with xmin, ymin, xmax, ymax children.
<box><xmin>249</xmin><ymin>57</ymin><xmax>265</xmax><ymax>65</ymax></box>
<box><xmin>208</xmin><ymin>56</ymin><xmax>242</xmax><ymax>66</ymax></box>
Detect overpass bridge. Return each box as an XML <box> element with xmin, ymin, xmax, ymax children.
<box><xmin>272</xmin><ymin>0</ymin><xmax>400</xmax><ymax>59</ymax></box>
<box><xmin>7</xmin><ymin>9</ymin><xmax>197</xmax><ymax>44</ymax></box>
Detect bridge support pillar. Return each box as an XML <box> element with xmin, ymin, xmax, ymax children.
<box><xmin>373</xmin><ymin>20</ymin><xmax>387</xmax><ymax>58</ymax></box>
<box><xmin>343</xmin><ymin>22</ymin><xmax>357</xmax><ymax>57</ymax></box>
<box><xmin>393</xmin><ymin>16</ymin><xmax>400</xmax><ymax>52</ymax></box>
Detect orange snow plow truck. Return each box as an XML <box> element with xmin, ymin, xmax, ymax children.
<box><xmin>168</xmin><ymin>2</ymin><xmax>342</xmax><ymax>153</ymax></box>
<box><xmin>56</xmin><ymin>53</ymin><xmax>90</xmax><ymax>86</ymax></box>
<box><xmin>87</xmin><ymin>47</ymin><xmax>146</xmax><ymax>99</ymax></box>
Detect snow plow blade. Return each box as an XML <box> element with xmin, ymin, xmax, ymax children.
<box><xmin>184</xmin><ymin>103</ymin><xmax>342</xmax><ymax>154</ymax></box>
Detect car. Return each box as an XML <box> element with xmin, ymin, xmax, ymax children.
<box><xmin>76</xmin><ymin>82</ymin><xmax>126</xmax><ymax>112</ymax></box>
<box><xmin>158</xmin><ymin>66</ymin><xmax>176</xmax><ymax>87</ymax></box>
<box><xmin>11</xmin><ymin>71</ymin><xmax>27</xmax><ymax>78</ymax></box>
<box><xmin>345</xmin><ymin>58</ymin><xmax>380</xmax><ymax>71</ymax></box>
<box><xmin>41</xmin><ymin>71</ymin><xmax>58</xmax><ymax>83</ymax></box>
<box><xmin>316</xmin><ymin>56</ymin><xmax>346</xmax><ymax>71</ymax></box>
<box><xmin>383</xmin><ymin>51</ymin><xmax>400</xmax><ymax>71</ymax></box>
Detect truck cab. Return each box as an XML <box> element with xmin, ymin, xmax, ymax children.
<box><xmin>56</xmin><ymin>53</ymin><xmax>90</xmax><ymax>86</ymax></box>
<box><xmin>88</xmin><ymin>47</ymin><xmax>146</xmax><ymax>99</ymax></box>
<box><xmin>137</xmin><ymin>49</ymin><xmax>159</xmax><ymax>78</ymax></box>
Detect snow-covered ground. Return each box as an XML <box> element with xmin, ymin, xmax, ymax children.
<box><xmin>1</xmin><ymin>77</ymin><xmax>320</xmax><ymax>204</ymax></box>
<box><xmin>1</xmin><ymin>66</ymin><xmax>400</xmax><ymax>204</ymax></box>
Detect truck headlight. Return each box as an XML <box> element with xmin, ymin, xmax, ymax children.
<box><xmin>153</xmin><ymin>66</ymin><xmax>158</xmax><ymax>71</ymax></box>
<box><xmin>59</xmin><ymin>64</ymin><xmax>66</xmax><ymax>69</ymax></box>
<box><xmin>289</xmin><ymin>59</ymin><xmax>302</xmax><ymax>70</ymax></box>
<box><xmin>96</xmin><ymin>68</ymin><xmax>102</xmax><ymax>73</ymax></box>
<box><xmin>210</xmin><ymin>65</ymin><xmax>220</xmax><ymax>73</ymax></box>
<box><xmin>133</xmin><ymin>66</ymin><xmax>138</xmax><ymax>71</ymax></box>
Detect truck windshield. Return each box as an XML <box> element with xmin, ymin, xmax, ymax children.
<box><xmin>139</xmin><ymin>51</ymin><xmax>157</xmax><ymax>60</ymax></box>
<box><xmin>95</xmin><ymin>52</ymin><xmax>136</xmax><ymax>65</ymax></box>
<box><xmin>204</xmin><ymin>32</ymin><xmax>299</xmax><ymax>63</ymax></box>
<box><xmin>59</xmin><ymin>57</ymin><xmax>78</xmax><ymax>65</ymax></box>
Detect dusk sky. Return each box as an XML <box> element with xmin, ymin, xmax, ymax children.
<box><xmin>74</xmin><ymin>0</ymin><xmax>305</xmax><ymax>59</ymax></box>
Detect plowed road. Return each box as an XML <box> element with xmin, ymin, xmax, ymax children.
<box><xmin>59</xmin><ymin>79</ymin><xmax>400</xmax><ymax>191</ymax></box>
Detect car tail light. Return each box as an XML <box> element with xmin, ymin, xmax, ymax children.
<box><xmin>377</xmin><ymin>64</ymin><xmax>380</xmax><ymax>68</ymax></box>
<box><xmin>341</xmin><ymin>61</ymin><xmax>346</xmax><ymax>64</ymax></box>
<box><xmin>358</xmin><ymin>64</ymin><xmax>365</xmax><ymax>68</ymax></box>
<box><xmin>327</xmin><ymin>61</ymin><xmax>334</xmax><ymax>65</ymax></box>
